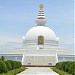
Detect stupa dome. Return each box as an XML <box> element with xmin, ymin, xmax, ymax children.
<box><xmin>24</xmin><ymin>26</ymin><xmax>57</xmax><ymax>41</ymax></box>
<box><xmin>23</xmin><ymin>4</ymin><xmax>59</xmax><ymax>46</ymax></box>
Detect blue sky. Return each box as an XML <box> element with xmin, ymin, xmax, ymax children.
<box><xmin>0</xmin><ymin>0</ymin><xmax>74</xmax><ymax>54</ymax></box>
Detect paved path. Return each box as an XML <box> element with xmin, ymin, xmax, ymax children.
<box><xmin>17</xmin><ymin>67</ymin><xmax>59</xmax><ymax>75</ymax></box>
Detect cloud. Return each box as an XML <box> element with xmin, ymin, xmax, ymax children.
<box><xmin>0</xmin><ymin>35</ymin><xmax>22</xmax><ymax>46</ymax></box>
<box><xmin>0</xmin><ymin>35</ymin><xmax>22</xmax><ymax>53</ymax></box>
<box><xmin>59</xmin><ymin>36</ymin><xmax>74</xmax><ymax>54</ymax></box>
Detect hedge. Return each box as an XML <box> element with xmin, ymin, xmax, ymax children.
<box><xmin>4</xmin><ymin>61</ymin><xmax>12</xmax><ymax>71</ymax></box>
<box><xmin>0</xmin><ymin>68</ymin><xmax>26</xmax><ymax>75</ymax></box>
<box><xmin>15</xmin><ymin>61</ymin><xmax>22</xmax><ymax>68</ymax></box>
<box><xmin>0</xmin><ymin>60</ymin><xmax>7</xmax><ymax>73</ymax></box>
<box><xmin>55</xmin><ymin>61</ymin><xmax>75</xmax><ymax>75</ymax></box>
<box><xmin>7</xmin><ymin>60</ymin><xmax>22</xmax><ymax>70</ymax></box>
<box><xmin>0</xmin><ymin>60</ymin><xmax>22</xmax><ymax>74</ymax></box>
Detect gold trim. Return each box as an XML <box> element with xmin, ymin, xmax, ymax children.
<box><xmin>40</xmin><ymin>4</ymin><xmax>44</xmax><ymax>9</ymax></box>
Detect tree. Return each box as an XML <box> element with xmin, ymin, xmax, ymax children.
<box><xmin>0</xmin><ymin>56</ymin><xmax>5</xmax><ymax>61</ymax></box>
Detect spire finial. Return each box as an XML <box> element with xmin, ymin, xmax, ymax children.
<box><xmin>36</xmin><ymin>4</ymin><xmax>46</xmax><ymax>26</ymax></box>
<box><xmin>40</xmin><ymin>4</ymin><xmax>44</xmax><ymax>9</ymax></box>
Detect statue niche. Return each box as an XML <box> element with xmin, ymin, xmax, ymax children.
<box><xmin>38</xmin><ymin>36</ymin><xmax>44</xmax><ymax>45</ymax></box>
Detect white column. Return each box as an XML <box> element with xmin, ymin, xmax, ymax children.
<box><xmin>22</xmin><ymin>53</ymin><xmax>24</xmax><ymax>65</ymax></box>
<box><xmin>56</xmin><ymin>53</ymin><xmax>58</xmax><ymax>63</ymax></box>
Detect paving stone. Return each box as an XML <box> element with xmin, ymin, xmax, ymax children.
<box><xmin>17</xmin><ymin>67</ymin><xmax>59</xmax><ymax>75</ymax></box>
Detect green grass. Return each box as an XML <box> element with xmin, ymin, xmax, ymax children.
<box><xmin>0</xmin><ymin>67</ymin><xmax>27</xmax><ymax>75</ymax></box>
<box><xmin>52</xmin><ymin>67</ymin><xmax>72</xmax><ymax>75</ymax></box>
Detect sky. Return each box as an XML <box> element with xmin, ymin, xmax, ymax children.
<box><xmin>0</xmin><ymin>0</ymin><xmax>74</xmax><ymax>54</ymax></box>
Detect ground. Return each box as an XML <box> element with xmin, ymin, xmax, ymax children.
<box><xmin>17</xmin><ymin>67</ymin><xmax>59</xmax><ymax>75</ymax></box>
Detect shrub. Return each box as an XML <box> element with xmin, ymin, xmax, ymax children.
<box><xmin>17</xmin><ymin>61</ymin><xmax>22</xmax><ymax>68</ymax></box>
<box><xmin>7</xmin><ymin>60</ymin><xmax>17</xmax><ymax>70</ymax></box>
<box><xmin>4</xmin><ymin>61</ymin><xmax>12</xmax><ymax>71</ymax></box>
<box><xmin>55</xmin><ymin>61</ymin><xmax>75</xmax><ymax>75</ymax></box>
<box><xmin>7</xmin><ymin>60</ymin><xmax>22</xmax><ymax>70</ymax></box>
<box><xmin>15</xmin><ymin>61</ymin><xmax>22</xmax><ymax>68</ymax></box>
<box><xmin>56</xmin><ymin>62</ymin><xmax>63</xmax><ymax>70</ymax></box>
<box><xmin>0</xmin><ymin>68</ymin><xmax>26</xmax><ymax>75</ymax></box>
<box><xmin>68</xmin><ymin>61</ymin><xmax>75</xmax><ymax>74</ymax></box>
<box><xmin>73</xmin><ymin>70</ymin><xmax>75</xmax><ymax>75</ymax></box>
<box><xmin>0</xmin><ymin>60</ymin><xmax>7</xmax><ymax>73</ymax></box>
<box><xmin>0</xmin><ymin>60</ymin><xmax>22</xmax><ymax>74</ymax></box>
<box><xmin>64</xmin><ymin>61</ymin><xmax>70</xmax><ymax>72</ymax></box>
<box><xmin>61</xmin><ymin>62</ymin><xmax>66</xmax><ymax>71</ymax></box>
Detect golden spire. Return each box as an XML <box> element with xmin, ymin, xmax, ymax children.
<box><xmin>40</xmin><ymin>4</ymin><xmax>44</xmax><ymax>9</ymax></box>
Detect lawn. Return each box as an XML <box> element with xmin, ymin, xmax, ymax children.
<box><xmin>52</xmin><ymin>67</ymin><xmax>72</xmax><ymax>75</ymax></box>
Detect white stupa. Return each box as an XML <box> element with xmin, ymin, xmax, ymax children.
<box><xmin>6</xmin><ymin>4</ymin><xmax>71</xmax><ymax>66</ymax></box>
